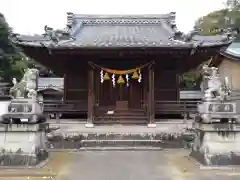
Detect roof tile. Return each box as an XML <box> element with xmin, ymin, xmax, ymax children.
<box><xmin>14</xmin><ymin>13</ymin><xmax>231</xmax><ymax>49</ymax></box>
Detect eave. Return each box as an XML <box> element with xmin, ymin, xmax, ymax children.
<box><xmin>15</xmin><ymin>40</ymin><xmax>231</xmax><ymax>58</ymax></box>
<box><xmin>220</xmin><ymin>51</ymin><xmax>240</xmax><ymax>62</ymax></box>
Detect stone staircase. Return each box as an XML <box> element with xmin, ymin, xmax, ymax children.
<box><xmin>94</xmin><ymin>101</ymin><xmax>148</xmax><ymax>124</ymax></box>
<box><xmin>94</xmin><ymin>109</ymin><xmax>148</xmax><ymax>124</ymax></box>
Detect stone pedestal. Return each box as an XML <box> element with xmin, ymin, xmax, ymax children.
<box><xmin>191</xmin><ymin>123</ymin><xmax>240</xmax><ymax>166</ymax></box>
<box><xmin>0</xmin><ymin>123</ymin><xmax>49</xmax><ymax>166</ymax></box>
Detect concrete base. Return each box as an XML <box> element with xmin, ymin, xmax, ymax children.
<box><xmin>85</xmin><ymin>123</ymin><xmax>94</xmax><ymax>128</ymax></box>
<box><xmin>191</xmin><ymin>123</ymin><xmax>240</xmax><ymax>166</ymax></box>
<box><xmin>0</xmin><ymin>123</ymin><xmax>48</xmax><ymax>166</ymax></box>
<box><xmin>147</xmin><ymin>123</ymin><xmax>156</xmax><ymax>128</ymax></box>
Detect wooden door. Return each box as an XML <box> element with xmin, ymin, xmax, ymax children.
<box><xmin>95</xmin><ymin>74</ymin><xmax>143</xmax><ymax>110</ymax></box>
<box><xmin>98</xmin><ymin>80</ymin><xmax>115</xmax><ymax>107</ymax></box>
<box><xmin>129</xmin><ymin>79</ymin><xmax>143</xmax><ymax>109</ymax></box>
<box><xmin>115</xmin><ymin>84</ymin><xmax>130</xmax><ymax>110</ymax></box>
<box><xmin>115</xmin><ymin>84</ymin><xmax>129</xmax><ymax>101</ymax></box>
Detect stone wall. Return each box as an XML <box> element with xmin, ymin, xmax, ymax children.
<box><xmin>0</xmin><ymin>124</ymin><xmax>48</xmax><ymax>166</ymax></box>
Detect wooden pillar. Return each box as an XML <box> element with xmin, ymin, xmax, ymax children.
<box><xmin>148</xmin><ymin>68</ymin><xmax>152</xmax><ymax>123</ymax></box>
<box><xmin>87</xmin><ymin>68</ymin><xmax>94</xmax><ymax>126</ymax></box>
<box><xmin>63</xmin><ymin>74</ymin><xmax>67</xmax><ymax>102</ymax></box>
<box><xmin>148</xmin><ymin>65</ymin><xmax>155</xmax><ymax>126</ymax></box>
<box><xmin>152</xmin><ymin>66</ymin><xmax>155</xmax><ymax>122</ymax></box>
<box><xmin>176</xmin><ymin>58</ymin><xmax>180</xmax><ymax>102</ymax></box>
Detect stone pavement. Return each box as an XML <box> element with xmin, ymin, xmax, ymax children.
<box><xmin>1</xmin><ymin>150</ymin><xmax>240</xmax><ymax>180</ymax></box>
<box><xmin>59</xmin><ymin>150</ymin><xmax>240</xmax><ymax>180</ymax></box>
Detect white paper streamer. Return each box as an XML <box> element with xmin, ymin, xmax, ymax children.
<box><xmin>125</xmin><ymin>74</ymin><xmax>129</xmax><ymax>87</ymax></box>
<box><xmin>100</xmin><ymin>70</ymin><xmax>104</xmax><ymax>83</ymax></box>
<box><xmin>112</xmin><ymin>74</ymin><xmax>116</xmax><ymax>87</ymax></box>
<box><xmin>138</xmin><ymin>69</ymin><xmax>142</xmax><ymax>83</ymax></box>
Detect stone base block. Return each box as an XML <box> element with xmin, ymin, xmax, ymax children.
<box><xmin>191</xmin><ymin>124</ymin><xmax>240</xmax><ymax>166</ymax></box>
<box><xmin>0</xmin><ymin>123</ymin><xmax>49</xmax><ymax>166</ymax></box>
<box><xmin>0</xmin><ymin>150</ymin><xmax>48</xmax><ymax>166</ymax></box>
<box><xmin>190</xmin><ymin>150</ymin><xmax>240</xmax><ymax>166</ymax></box>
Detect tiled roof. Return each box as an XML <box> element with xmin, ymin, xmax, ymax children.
<box><xmin>14</xmin><ymin>13</ymin><xmax>231</xmax><ymax>49</ymax></box>
<box><xmin>224</xmin><ymin>41</ymin><xmax>240</xmax><ymax>56</ymax></box>
<box><xmin>67</xmin><ymin>24</ymin><xmax>180</xmax><ymax>47</ymax></box>
<box><xmin>17</xmin><ymin>35</ymin><xmax>49</xmax><ymax>42</ymax></box>
<box><xmin>191</xmin><ymin>35</ymin><xmax>228</xmax><ymax>43</ymax></box>
<box><xmin>221</xmin><ymin>36</ymin><xmax>240</xmax><ymax>60</ymax></box>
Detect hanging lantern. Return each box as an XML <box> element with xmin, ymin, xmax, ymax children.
<box><xmin>103</xmin><ymin>72</ymin><xmax>110</xmax><ymax>80</ymax></box>
<box><xmin>132</xmin><ymin>70</ymin><xmax>139</xmax><ymax>79</ymax></box>
<box><xmin>117</xmin><ymin>75</ymin><xmax>125</xmax><ymax>84</ymax></box>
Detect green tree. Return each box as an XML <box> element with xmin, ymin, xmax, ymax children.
<box><xmin>0</xmin><ymin>13</ymin><xmax>29</xmax><ymax>82</ymax></box>
<box><xmin>195</xmin><ymin>7</ymin><xmax>240</xmax><ymax>35</ymax></box>
<box><xmin>180</xmin><ymin>62</ymin><xmax>207</xmax><ymax>90</ymax></box>
<box><xmin>183</xmin><ymin>1</ymin><xmax>240</xmax><ymax>89</ymax></box>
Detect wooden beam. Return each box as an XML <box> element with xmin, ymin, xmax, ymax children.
<box><xmin>176</xmin><ymin>58</ymin><xmax>180</xmax><ymax>101</ymax></box>
<box><xmin>63</xmin><ymin>74</ymin><xmax>67</xmax><ymax>101</ymax></box>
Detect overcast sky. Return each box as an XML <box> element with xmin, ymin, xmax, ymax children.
<box><xmin>0</xmin><ymin>0</ymin><xmax>226</xmax><ymax>35</ymax></box>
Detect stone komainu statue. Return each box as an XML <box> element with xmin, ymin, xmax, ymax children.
<box><xmin>196</xmin><ymin>65</ymin><xmax>237</xmax><ymax>124</ymax></box>
<box><xmin>10</xmin><ymin>68</ymin><xmax>39</xmax><ymax>99</ymax></box>
<box><xmin>201</xmin><ymin>65</ymin><xmax>231</xmax><ymax>101</ymax></box>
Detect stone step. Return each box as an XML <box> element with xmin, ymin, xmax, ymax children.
<box><xmin>83</xmin><ymin>133</ymin><xmax>181</xmax><ymax>140</ymax></box>
<box><xmin>81</xmin><ymin>140</ymin><xmax>186</xmax><ymax>148</ymax></box>
<box><xmin>48</xmin><ymin>139</ymin><xmax>185</xmax><ymax>149</ymax></box>
<box><xmin>49</xmin><ymin>147</ymin><xmax>164</xmax><ymax>151</ymax></box>
<box><xmin>47</xmin><ymin>132</ymin><xmax>191</xmax><ymax>141</ymax></box>
<box><xmin>100</xmin><ymin>113</ymin><xmax>146</xmax><ymax>116</ymax></box>
<box><xmin>96</xmin><ymin>112</ymin><xmax>146</xmax><ymax>116</ymax></box>
<box><xmin>78</xmin><ymin>147</ymin><xmax>164</xmax><ymax>151</ymax></box>
<box><xmin>81</xmin><ymin>139</ymin><xmax>163</xmax><ymax>147</ymax></box>
<box><xmin>93</xmin><ymin>119</ymin><xmax>148</xmax><ymax>124</ymax></box>
<box><xmin>96</xmin><ymin>109</ymin><xmax>145</xmax><ymax>114</ymax></box>
<box><xmin>95</xmin><ymin>115</ymin><xmax>147</xmax><ymax>119</ymax></box>
<box><xmin>47</xmin><ymin>132</ymin><xmax>195</xmax><ymax>149</ymax></box>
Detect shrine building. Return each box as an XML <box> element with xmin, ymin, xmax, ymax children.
<box><xmin>210</xmin><ymin>35</ymin><xmax>240</xmax><ymax>91</ymax></box>
<box><xmin>14</xmin><ymin>12</ymin><xmax>231</xmax><ymax>125</ymax></box>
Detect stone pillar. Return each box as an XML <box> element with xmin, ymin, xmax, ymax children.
<box><xmin>0</xmin><ymin>123</ymin><xmax>48</xmax><ymax>166</ymax></box>
<box><xmin>86</xmin><ymin>68</ymin><xmax>94</xmax><ymax>128</ymax></box>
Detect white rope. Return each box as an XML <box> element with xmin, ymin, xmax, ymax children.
<box><xmin>112</xmin><ymin>74</ymin><xmax>116</xmax><ymax>87</ymax></box>
<box><xmin>100</xmin><ymin>70</ymin><xmax>104</xmax><ymax>83</ymax></box>
<box><xmin>138</xmin><ymin>69</ymin><xmax>142</xmax><ymax>83</ymax></box>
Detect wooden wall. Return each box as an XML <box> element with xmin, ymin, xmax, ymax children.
<box><xmin>63</xmin><ymin>58</ymin><xmax>180</xmax><ymax>115</ymax></box>
<box><xmin>218</xmin><ymin>58</ymin><xmax>240</xmax><ymax>90</ymax></box>
<box><xmin>154</xmin><ymin>60</ymin><xmax>179</xmax><ymax>101</ymax></box>
<box><xmin>64</xmin><ymin>61</ymin><xmax>88</xmax><ymax>102</ymax></box>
